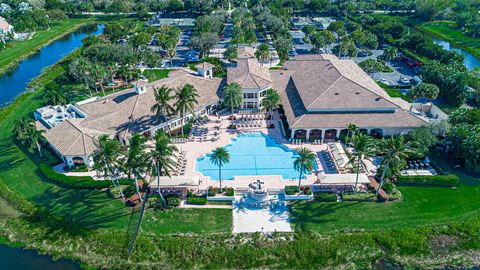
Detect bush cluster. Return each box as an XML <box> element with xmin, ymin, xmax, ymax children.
<box><xmin>314</xmin><ymin>192</ymin><xmax>338</xmax><ymax>202</ymax></box>
<box><xmin>39</xmin><ymin>163</ymin><xmax>130</xmax><ymax>189</ymax></box>
<box><xmin>186</xmin><ymin>192</ymin><xmax>207</xmax><ymax>205</ymax></box>
<box><xmin>396</xmin><ymin>174</ymin><xmax>459</xmax><ymax>187</ymax></box>
<box><xmin>284</xmin><ymin>186</ymin><xmax>299</xmax><ymax>195</ymax></box>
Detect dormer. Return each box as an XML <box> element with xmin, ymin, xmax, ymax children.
<box><xmin>195</xmin><ymin>62</ymin><xmax>215</xmax><ymax>79</ymax></box>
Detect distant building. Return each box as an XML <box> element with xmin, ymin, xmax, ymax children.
<box><xmin>0</xmin><ymin>16</ymin><xmax>14</xmax><ymax>36</ymax></box>
<box><xmin>146</xmin><ymin>14</ymin><xmax>195</xmax><ymax>30</ymax></box>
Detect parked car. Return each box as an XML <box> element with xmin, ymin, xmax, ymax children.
<box><xmin>379</xmin><ymin>78</ymin><xmax>389</xmax><ymax>85</ymax></box>
<box><xmin>159</xmin><ymin>50</ymin><xmax>167</xmax><ymax>58</ymax></box>
<box><xmin>288</xmin><ymin>48</ymin><xmax>297</xmax><ymax>56</ymax></box>
<box><xmin>186</xmin><ymin>31</ymin><xmax>192</xmax><ymax>35</ymax></box>
<box><xmin>357</xmin><ymin>50</ymin><xmax>368</xmax><ymax>57</ymax></box>
<box><xmin>399</xmin><ymin>77</ymin><xmax>411</xmax><ymax>85</ymax></box>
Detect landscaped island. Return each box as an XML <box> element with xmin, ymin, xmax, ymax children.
<box><xmin>1</xmin><ymin>0</ymin><xmax>480</xmax><ymax>269</ymax></box>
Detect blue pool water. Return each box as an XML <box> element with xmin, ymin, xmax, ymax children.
<box><xmin>196</xmin><ymin>132</ymin><xmax>316</xmax><ymax>180</ymax></box>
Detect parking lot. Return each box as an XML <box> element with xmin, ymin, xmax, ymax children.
<box><xmin>289</xmin><ymin>30</ymin><xmax>419</xmax><ymax>87</ymax></box>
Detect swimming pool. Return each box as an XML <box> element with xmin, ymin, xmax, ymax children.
<box><xmin>196</xmin><ymin>132</ymin><xmax>317</xmax><ymax>180</ymax></box>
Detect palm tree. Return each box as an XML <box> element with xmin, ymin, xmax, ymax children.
<box><xmin>345</xmin><ymin>123</ymin><xmax>358</xmax><ymax>146</ymax></box>
<box><xmin>124</xmin><ymin>134</ymin><xmax>150</xmax><ymax>203</ymax></box>
<box><xmin>69</xmin><ymin>57</ymin><xmax>94</xmax><ymax>97</ymax></box>
<box><xmin>222</xmin><ymin>82</ymin><xmax>243</xmax><ymax>125</ymax></box>
<box><xmin>150</xmin><ymin>130</ymin><xmax>178</xmax><ymax>205</ymax></box>
<box><xmin>174</xmin><ymin>84</ymin><xmax>199</xmax><ymax>137</ymax></box>
<box><xmin>383</xmin><ymin>46</ymin><xmax>398</xmax><ymax>62</ymax></box>
<box><xmin>349</xmin><ymin>133</ymin><xmax>375</xmax><ymax>193</ymax></box>
<box><xmin>293</xmin><ymin>147</ymin><xmax>316</xmax><ymax>192</ymax></box>
<box><xmin>375</xmin><ymin>136</ymin><xmax>412</xmax><ymax>195</ymax></box>
<box><xmin>13</xmin><ymin>117</ymin><xmax>34</xmax><ymax>144</ymax></box>
<box><xmin>210</xmin><ymin>147</ymin><xmax>230</xmax><ymax>193</ymax></box>
<box><xmin>44</xmin><ymin>86</ymin><xmax>67</xmax><ymax>105</ymax></box>
<box><xmin>255</xmin><ymin>43</ymin><xmax>270</xmax><ymax>66</ymax></box>
<box><xmin>92</xmin><ymin>135</ymin><xmax>125</xmax><ymax>197</ymax></box>
<box><xmin>27</xmin><ymin>128</ymin><xmax>45</xmax><ymax>158</ymax></box>
<box><xmin>223</xmin><ymin>45</ymin><xmax>238</xmax><ymax>64</ymax></box>
<box><xmin>260</xmin><ymin>88</ymin><xmax>281</xmax><ymax>119</ymax></box>
<box><xmin>150</xmin><ymin>85</ymin><xmax>175</xmax><ymax>122</ymax></box>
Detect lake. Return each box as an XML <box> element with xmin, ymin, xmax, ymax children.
<box><xmin>433</xmin><ymin>39</ymin><xmax>480</xmax><ymax>70</ymax></box>
<box><xmin>0</xmin><ymin>24</ymin><xmax>104</xmax><ymax>107</ymax></box>
<box><xmin>0</xmin><ymin>245</ymin><xmax>81</xmax><ymax>270</ymax></box>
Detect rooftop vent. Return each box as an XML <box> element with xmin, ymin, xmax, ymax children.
<box><xmin>334</xmin><ymin>92</ymin><xmax>339</xmax><ymax>96</ymax></box>
<box><xmin>355</xmin><ymin>92</ymin><xmax>360</xmax><ymax>95</ymax></box>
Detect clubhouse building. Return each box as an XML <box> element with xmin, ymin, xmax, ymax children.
<box><xmin>36</xmin><ymin>47</ymin><xmax>427</xmax><ymax>167</ymax></box>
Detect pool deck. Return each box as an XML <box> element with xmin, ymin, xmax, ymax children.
<box><xmin>172</xmin><ymin>110</ymin><xmax>328</xmax><ymax>190</ymax></box>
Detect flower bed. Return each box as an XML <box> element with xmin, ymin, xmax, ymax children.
<box><xmin>284</xmin><ymin>186</ymin><xmax>314</xmax><ymax>200</ymax></box>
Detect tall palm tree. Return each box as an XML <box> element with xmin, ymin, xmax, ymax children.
<box><xmin>345</xmin><ymin>123</ymin><xmax>358</xmax><ymax>146</ymax></box>
<box><xmin>255</xmin><ymin>44</ymin><xmax>270</xmax><ymax>66</ymax></box>
<box><xmin>260</xmin><ymin>88</ymin><xmax>281</xmax><ymax>119</ymax></box>
<box><xmin>124</xmin><ymin>134</ymin><xmax>150</xmax><ymax>202</ymax></box>
<box><xmin>150</xmin><ymin>130</ymin><xmax>178</xmax><ymax>205</ymax></box>
<box><xmin>294</xmin><ymin>147</ymin><xmax>316</xmax><ymax>191</ymax></box>
<box><xmin>383</xmin><ymin>46</ymin><xmax>398</xmax><ymax>62</ymax></box>
<box><xmin>174</xmin><ymin>84</ymin><xmax>199</xmax><ymax>137</ymax></box>
<box><xmin>44</xmin><ymin>86</ymin><xmax>67</xmax><ymax>105</ymax></box>
<box><xmin>222</xmin><ymin>82</ymin><xmax>243</xmax><ymax>125</ymax></box>
<box><xmin>150</xmin><ymin>85</ymin><xmax>175</xmax><ymax>122</ymax></box>
<box><xmin>69</xmin><ymin>57</ymin><xmax>94</xmax><ymax>97</ymax></box>
<box><xmin>27</xmin><ymin>128</ymin><xmax>45</xmax><ymax>158</ymax></box>
<box><xmin>375</xmin><ymin>136</ymin><xmax>412</xmax><ymax>195</ymax></box>
<box><xmin>210</xmin><ymin>147</ymin><xmax>230</xmax><ymax>192</ymax></box>
<box><xmin>349</xmin><ymin>133</ymin><xmax>375</xmax><ymax>193</ymax></box>
<box><xmin>92</xmin><ymin>135</ymin><xmax>125</xmax><ymax>197</ymax></box>
<box><xmin>13</xmin><ymin>117</ymin><xmax>34</xmax><ymax>144</ymax></box>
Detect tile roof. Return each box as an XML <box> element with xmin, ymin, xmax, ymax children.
<box><xmin>227</xmin><ymin>58</ymin><xmax>272</xmax><ymax>89</ymax></box>
<box><xmin>44</xmin><ymin>69</ymin><xmax>224</xmax><ymax>156</ymax></box>
<box><xmin>272</xmin><ymin>54</ymin><xmax>427</xmax><ymax>129</ymax></box>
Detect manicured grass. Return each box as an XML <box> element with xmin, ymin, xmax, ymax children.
<box><xmin>418</xmin><ymin>21</ymin><xmax>480</xmax><ymax>59</ymax></box>
<box><xmin>290</xmin><ymin>184</ymin><xmax>480</xmax><ymax>233</ymax></box>
<box><xmin>385</xmin><ymin>88</ymin><xmax>411</xmax><ymax>102</ymax></box>
<box><xmin>143</xmin><ymin>69</ymin><xmax>170</xmax><ymax>82</ymax></box>
<box><xmin>142</xmin><ymin>208</ymin><xmax>232</xmax><ymax>234</ymax></box>
<box><xmin>0</xmin><ymin>18</ymin><xmax>95</xmax><ymax>73</ymax></box>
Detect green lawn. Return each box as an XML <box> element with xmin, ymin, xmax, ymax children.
<box><xmin>290</xmin><ymin>184</ymin><xmax>480</xmax><ymax>233</ymax></box>
<box><xmin>418</xmin><ymin>21</ymin><xmax>480</xmax><ymax>59</ymax></box>
<box><xmin>0</xmin><ymin>18</ymin><xmax>95</xmax><ymax>73</ymax></box>
<box><xmin>142</xmin><ymin>208</ymin><xmax>232</xmax><ymax>234</ymax></box>
<box><xmin>143</xmin><ymin>69</ymin><xmax>170</xmax><ymax>82</ymax></box>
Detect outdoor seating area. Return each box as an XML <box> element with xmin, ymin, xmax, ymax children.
<box><xmin>318</xmin><ymin>151</ymin><xmax>338</xmax><ymax>174</ymax></box>
<box><xmin>173</xmin><ymin>151</ymin><xmax>187</xmax><ymax>176</ymax></box>
<box><xmin>235</xmin><ymin>114</ymin><xmax>265</xmax><ymax>128</ymax></box>
<box><xmin>400</xmin><ymin>157</ymin><xmax>437</xmax><ymax>176</ymax></box>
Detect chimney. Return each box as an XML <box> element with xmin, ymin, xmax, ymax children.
<box><xmin>135</xmin><ymin>85</ymin><xmax>147</xmax><ymax>95</ymax></box>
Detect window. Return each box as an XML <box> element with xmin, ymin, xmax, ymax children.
<box><xmin>245</xmin><ymin>93</ymin><xmax>255</xmax><ymax>99</ymax></box>
<box><xmin>260</xmin><ymin>90</ymin><xmax>267</xmax><ymax>97</ymax></box>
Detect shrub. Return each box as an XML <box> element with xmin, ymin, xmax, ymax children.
<box><xmin>342</xmin><ymin>192</ymin><xmax>377</xmax><ymax>202</ymax></box>
<box><xmin>284</xmin><ymin>186</ymin><xmax>299</xmax><ymax>195</ymax></box>
<box><xmin>207</xmin><ymin>187</ymin><xmax>219</xmax><ymax>197</ymax></box>
<box><xmin>300</xmin><ymin>185</ymin><xmax>312</xmax><ymax>195</ymax></box>
<box><xmin>314</xmin><ymin>192</ymin><xmax>338</xmax><ymax>202</ymax></box>
<box><xmin>39</xmin><ymin>163</ymin><xmax>130</xmax><ymax>189</ymax></box>
<box><xmin>225</xmin><ymin>187</ymin><xmax>234</xmax><ymax>196</ymax></box>
<box><xmin>397</xmin><ymin>174</ymin><xmax>459</xmax><ymax>187</ymax></box>
<box><xmin>166</xmin><ymin>196</ymin><xmax>180</xmax><ymax>207</ymax></box>
<box><xmin>186</xmin><ymin>195</ymin><xmax>207</xmax><ymax>205</ymax></box>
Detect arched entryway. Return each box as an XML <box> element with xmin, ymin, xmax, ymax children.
<box><xmin>72</xmin><ymin>157</ymin><xmax>85</xmax><ymax>166</ymax></box>
<box><xmin>339</xmin><ymin>129</ymin><xmax>349</xmax><ymax>141</ymax></box>
<box><xmin>358</xmin><ymin>129</ymin><xmax>368</xmax><ymax>135</ymax></box>
<box><xmin>309</xmin><ymin>129</ymin><xmax>322</xmax><ymax>140</ymax></box>
<box><xmin>370</xmin><ymin>128</ymin><xmax>384</xmax><ymax>138</ymax></box>
<box><xmin>324</xmin><ymin>129</ymin><xmax>337</xmax><ymax>141</ymax></box>
<box><xmin>294</xmin><ymin>129</ymin><xmax>307</xmax><ymax>140</ymax></box>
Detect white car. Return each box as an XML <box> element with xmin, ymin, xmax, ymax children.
<box><xmin>379</xmin><ymin>78</ymin><xmax>389</xmax><ymax>85</ymax></box>
<box><xmin>399</xmin><ymin>77</ymin><xmax>411</xmax><ymax>85</ymax></box>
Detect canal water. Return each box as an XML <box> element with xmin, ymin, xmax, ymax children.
<box><xmin>0</xmin><ymin>245</ymin><xmax>81</xmax><ymax>270</ymax></box>
<box><xmin>433</xmin><ymin>39</ymin><xmax>480</xmax><ymax>70</ymax></box>
<box><xmin>0</xmin><ymin>24</ymin><xmax>104</xmax><ymax>106</ymax></box>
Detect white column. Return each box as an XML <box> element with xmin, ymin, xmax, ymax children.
<box><xmin>336</xmin><ymin>129</ymin><xmax>341</xmax><ymax>139</ymax></box>
<box><xmin>291</xmin><ymin>129</ymin><xmax>296</xmax><ymax>140</ymax></box>
<box><xmin>306</xmin><ymin>129</ymin><xmax>311</xmax><ymax>141</ymax></box>
<box><xmin>320</xmin><ymin>129</ymin><xmax>325</xmax><ymax>144</ymax></box>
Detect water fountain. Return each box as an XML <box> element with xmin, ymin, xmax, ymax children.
<box><xmin>239</xmin><ymin>180</ymin><xmax>285</xmax><ymax>209</ymax></box>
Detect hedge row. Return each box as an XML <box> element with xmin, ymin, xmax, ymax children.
<box><xmin>39</xmin><ymin>163</ymin><xmax>130</xmax><ymax>189</ymax></box>
<box><xmin>397</xmin><ymin>174</ymin><xmax>459</xmax><ymax>187</ymax></box>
